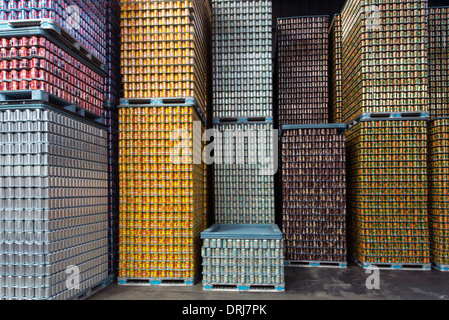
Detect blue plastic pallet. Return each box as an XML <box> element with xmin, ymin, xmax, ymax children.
<box><xmin>348</xmin><ymin>112</ymin><xmax>430</xmax><ymax>130</ymax></box>
<box><xmin>353</xmin><ymin>256</ymin><xmax>431</xmax><ymax>271</ymax></box>
<box><xmin>433</xmin><ymin>264</ymin><xmax>449</xmax><ymax>272</ymax></box>
<box><xmin>285</xmin><ymin>260</ymin><xmax>347</xmax><ymax>269</ymax></box>
<box><xmin>201</xmin><ymin>224</ymin><xmax>283</xmax><ymax>240</ymax></box>
<box><xmin>213</xmin><ymin>117</ymin><xmax>273</xmax><ymax>125</ymax></box>
<box><xmin>118</xmin><ymin>277</ymin><xmax>196</xmax><ymax>286</ymax></box>
<box><xmin>203</xmin><ymin>283</ymin><xmax>285</xmax><ymax>293</ymax></box>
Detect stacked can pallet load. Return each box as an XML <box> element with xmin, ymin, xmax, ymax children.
<box><xmin>281</xmin><ymin>125</ymin><xmax>347</xmax><ymax>268</ymax></box>
<box><xmin>341</xmin><ymin>0</ymin><xmax>429</xmax><ymax>125</ymax></box>
<box><xmin>105</xmin><ymin>0</ymin><xmax>121</xmax><ymax>107</ymax></box>
<box><xmin>0</xmin><ymin>23</ymin><xmax>105</xmax><ymax>118</ymax></box>
<box><xmin>428</xmin><ymin>118</ymin><xmax>449</xmax><ymax>271</ymax></box>
<box><xmin>202</xmin><ymin>0</ymin><xmax>283</xmax><ymax>293</ymax></box>
<box><xmin>346</xmin><ymin>118</ymin><xmax>431</xmax><ymax>270</ymax></box>
<box><xmin>120</xmin><ymin>0</ymin><xmax>211</xmax><ymax>119</ymax></box>
<box><xmin>277</xmin><ymin>16</ymin><xmax>329</xmax><ymax>126</ymax></box>
<box><xmin>103</xmin><ymin>0</ymin><xmax>120</xmax><ymax>278</ymax></box>
<box><xmin>0</xmin><ymin>105</ymin><xmax>109</xmax><ymax>300</ymax></box>
<box><xmin>0</xmin><ymin>0</ymin><xmax>107</xmax><ymax>65</ymax></box>
<box><xmin>202</xmin><ymin>225</ymin><xmax>284</xmax><ymax>292</ymax></box>
<box><xmin>117</xmin><ymin>105</ymin><xmax>207</xmax><ymax>285</ymax></box>
<box><xmin>212</xmin><ymin>0</ymin><xmax>272</xmax><ymax>119</ymax></box>
<box><xmin>118</xmin><ymin>0</ymin><xmax>211</xmax><ymax>286</ymax></box>
<box><xmin>429</xmin><ymin>7</ymin><xmax>449</xmax><ymax>120</ymax></box>
<box><xmin>329</xmin><ymin>14</ymin><xmax>342</xmax><ymax>124</ymax></box>
<box><xmin>104</xmin><ymin>108</ymin><xmax>118</xmax><ymax>277</ymax></box>
<box><xmin>214</xmin><ymin>122</ymin><xmax>275</xmax><ymax>224</ymax></box>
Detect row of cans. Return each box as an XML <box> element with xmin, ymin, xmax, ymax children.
<box><xmin>118</xmin><ymin>269</ymin><xmax>195</xmax><ymax>279</ymax></box>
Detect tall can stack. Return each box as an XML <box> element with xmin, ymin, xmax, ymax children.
<box><xmin>276</xmin><ymin>16</ymin><xmax>347</xmax><ymax>269</ymax></box>
<box><xmin>428</xmin><ymin>118</ymin><xmax>449</xmax><ymax>272</ymax></box>
<box><xmin>341</xmin><ymin>0</ymin><xmax>429</xmax><ymax>125</ymax></box>
<box><xmin>118</xmin><ymin>0</ymin><xmax>211</xmax><ymax>286</ymax></box>
<box><xmin>346</xmin><ymin>119</ymin><xmax>431</xmax><ymax>269</ymax></box>
<box><xmin>0</xmin><ymin>105</ymin><xmax>109</xmax><ymax>300</ymax></box>
<box><xmin>429</xmin><ymin>7</ymin><xmax>449</xmax><ymax>120</ymax></box>
<box><xmin>104</xmin><ymin>0</ymin><xmax>121</xmax><ymax>278</ymax></box>
<box><xmin>277</xmin><ymin>16</ymin><xmax>329</xmax><ymax>126</ymax></box>
<box><xmin>281</xmin><ymin>125</ymin><xmax>347</xmax><ymax>268</ymax></box>
<box><xmin>0</xmin><ymin>0</ymin><xmax>111</xmax><ymax>300</ymax></box>
<box><xmin>329</xmin><ymin>14</ymin><xmax>342</xmax><ymax>124</ymax></box>
<box><xmin>341</xmin><ymin>0</ymin><xmax>432</xmax><ymax>270</ymax></box>
<box><xmin>202</xmin><ymin>0</ymin><xmax>284</xmax><ymax>293</ymax></box>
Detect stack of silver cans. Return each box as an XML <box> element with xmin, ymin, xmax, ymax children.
<box><xmin>202</xmin><ymin>238</ymin><xmax>284</xmax><ymax>286</ymax></box>
<box><xmin>0</xmin><ymin>106</ymin><xmax>109</xmax><ymax>300</ymax></box>
<box><xmin>214</xmin><ymin>123</ymin><xmax>275</xmax><ymax>224</ymax></box>
<box><xmin>212</xmin><ymin>0</ymin><xmax>273</xmax><ymax>118</ymax></box>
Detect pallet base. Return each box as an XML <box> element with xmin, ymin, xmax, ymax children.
<box><xmin>71</xmin><ymin>277</ymin><xmax>112</xmax><ymax>300</ymax></box>
<box><xmin>0</xmin><ymin>90</ymin><xmax>105</xmax><ymax>125</ymax></box>
<box><xmin>433</xmin><ymin>264</ymin><xmax>449</xmax><ymax>272</ymax></box>
<box><xmin>203</xmin><ymin>283</ymin><xmax>285</xmax><ymax>293</ymax></box>
<box><xmin>213</xmin><ymin>117</ymin><xmax>273</xmax><ymax>124</ymax></box>
<box><xmin>352</xmin><ymin>256</ymin><xmax>431</xmax><ymax>271</ymax></box>
<box><xmin>285</xmin><ymin>260</ymin><xmax>347</xmax><ymax>269</ymax></box>
<box><xmin>118</xmin><ymin>277</ymin><xmax>196</xmax><ymax>286</ymax></box>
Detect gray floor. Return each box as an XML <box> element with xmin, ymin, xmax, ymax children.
<box><xmin>88</xmin><ymin>263</ymin><xmax>449</xmax><ymax>300</ymax></box>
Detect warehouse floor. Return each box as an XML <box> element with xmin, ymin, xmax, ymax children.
<box><xmin>88</xmin><ymin>262</ymin><xmax>449</xmax><ymax>300</ymax></box>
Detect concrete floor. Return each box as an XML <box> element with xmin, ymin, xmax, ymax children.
<box><xmin>88</xmin><ymin>262</ymin><xmax>449</xmax><ymax>300</ymax></box>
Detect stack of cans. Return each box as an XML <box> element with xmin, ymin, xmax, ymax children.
<box><xmin>0</xmin><ymin>32</ymin><xmax>105</xmax><ymax>116</ymax></box>
<box><xmin>117</xmin><ymin>0</ymin><xmax>210</xmax><ymax>285</ymax></box>
<box><xmin>212</xmin><ymin>0</ymin><xmax>272</xmax><ymax>119</ymax></box>
<box><xmin>281</xmin><ymin>125</ymin><xmax>347</xmax><ymax>266</ymax></box>
<box><xmin>329</xmin><ymin>14</ymin><xmax>342</xmax><ymax>124</ymax></box>
<box><xmin>105</xmin><ymin>0</ymin><xmax>121</xmax><ymax>106</ymax></box>
<box><xmin>341</xmin><ymin>0</ymin><xmax>429</xmax><ymax>124</ymax></box>
<box><xmin>201</xmin><ymin>224</ymin><xmax>285</xmax><ymax>292</ymax></box>
<box><xmin>0</xmin><ymin>105</ymin><xmax>109</xmax><ymax>300</ymax></box>
<box><xmin>118</xmin><ymin>105</ymin><xmax>207</xmax><ymax>282</ymax></box>
<box><xmin>104</xmin><ymin>108</ymin><xmax>118</xmax><ymax>277</ymax></box>
<box><xmin>120</xmin><ymin>0</ymin><xmax>212</xmax><ymax>116</ymax></box>
<box><xmin>203</xmin><ymin>0</ymin><xmax>283</xmax><ymax>293</ymax></box>
<box><xmin>0</xmin><ymin>0</ymin><xmax>107</xmax><ymax>64</ymax></box>
<box><xmin>428</xmin><ymin>118</ymin><xmax>449</xmax><ymax>271</ymax></box>
<box><xmin>346</xmin><ymin>119</ymin><xmax>431</xmax><ymax>267</ymax></box>
<box><xmin>214</xmin><ymin>123</ymin><xmax>275</xmax><ymax>224</ymax></box>
<box><xmin>276</xmin><ymin>16</ymin><xmax>329</xmax><ymax>125</ymax></box>
<box><xmin>429</xmin><ymin>7</ymin><xmax>449</xmax><ymax>120</ymax></box>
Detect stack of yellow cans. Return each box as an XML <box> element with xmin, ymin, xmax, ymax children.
<box><xmin>120</xmin><ymin>0</ymin><xmax>211</xmax><ymax>115</ymax></box>
<box><xmin>118</xmin><ymin>0</ymin><xmax>210</xmax><ymax>285</ymax></box>
<box><xmin>428</xmin><ymin>118</ymin><xmax>449</xmax><ymax>271</ymax></box>
<box><xmin>118</xmin><ymin>105</ymin><xmax>207</xmax><ymax>283</ymax></box>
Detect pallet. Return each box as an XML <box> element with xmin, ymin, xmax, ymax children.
<box><xmin>119</xmin><ymin>97</ymin><xmax>207</xmax><ymax>127</ymax></box>
<box><xmin>71</xmin><ymin>277</ymin><xmax>112</xmax><ymax>300</ymax></box>
<box><xmin>213</xmin><ymin>117</ymin><xmax>273</xmax><ymax>125</ymax></box>
<box><xmin>0</xmin><ymin>90</ymin><xmax>105</xmax><ymax>125</ymax></box>
<box><xmin>203</xmin><ymin>283</ymin><xmax>285</xmax><ymax>293</ymax></box>
<box><xmin>118</xmin><ymin>277</ymin><xmax>196</xmax><ymax>286</ymax></box>
<box><xmin>285</xmin><ymin>260</ymin><xmax>347</xmax><ymax>269</ymax></box>
<box><xmin>353</xmin><ymin>256</ymin><xmax>431</xmax><ymax>271</ymax></box>
<box><xmin>433</xmin><ymin>263</ymin><xmax>449</xmax><ymax>272</ymax></box>
<box><xmin>348</xmin><ymin>111</ymin><xmax>430</xmax><ymax>129</ymax></box>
